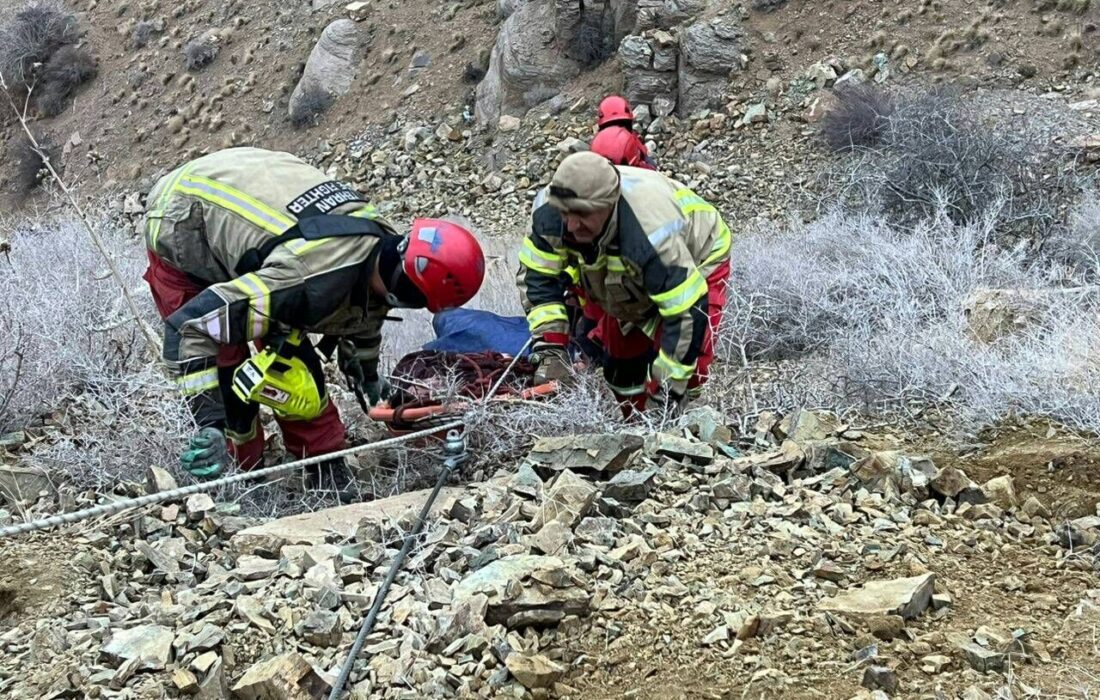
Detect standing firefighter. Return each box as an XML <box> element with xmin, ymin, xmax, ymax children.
<box><xmin>143</xmin><ymin>147</ymin><xmax>485</xmax><ymax>485</ymax></box>
<box><xmin>518</xmin><ymin>151</ymin><xmax>731</xmax><ymax>416</ymax></box>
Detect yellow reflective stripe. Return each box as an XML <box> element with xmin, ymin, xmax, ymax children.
<box><xmin>641</xmin><ymin>317</ymin><xmax>660</xmax><ymax>337</ymax></box>
<box><xmin>526</xmin><ymin>303</ymin><xmax>568</xmax><ymax>331</ymax></box>
<box><xmin>606</xmin><ymin>256</ymin><xmax>627</xmax><ymax>273</ymax></box>
<box><xmin>286</xmin><ymin>239</ymin><xmax>327</xmax><ymax>256</ymax></box>
<box><xmin>682</xmin><ymin>201</ymin><xmax>716</xmax><ymax>215</ymax></box>
<box><xmin>675</xmin><ymin>187</ymin><xmax>716</xmax><ymax>216</ymax></box>
<box><xmin>174</xmin><ymin>176</ymin><xmax>295</xmax><ymax>234</ymax></box>
<box><xmin>175</xmin><ymin>367</ymin><xmax>219</xmax><ymax>395</ymax></box>
<box><xmin>349</xmin><ymin>205</ymin><xmax>378</xmax><ymax>218</ymax></box>
<box><xmin>148</xmin><ymin>164</ymin><xmax>195</xmax><ymax>249</ymax></box>
<box><xmin>579</xmin><ymin>255</ymin><xmax>607</xmax><ymax>272</ymax></box>
<box><xmin>654</xmin><ymin>349</ymin><xmax>696</xmax><ymax>381</ymax></box>
<box><xmin>651</xmin><ymin>269</ymin><xmax>707</xmax><ymax>317</ymax></box>
<box><xmin>231</xmin><ymin>273</ymin><xmax>272</xmax><ymax>339</ymax></box>
<box><xmin>564</xmin><ymin>265</ymin><xmax>580</xmax><ymax>284</ymax></box>
<box><xmin>704</xmin><ymin>221</ymin><xmax>732</xmax><ymax>266</ymax></box>
<box><xmin>607</xmin><ymin>381</ymin><xmax>648</xmax><ymax>396</ymax></box>
<box><xmin>519</xmin><ymin>238</ymin><xmax>566</xmax><ymax>275</ymax></box>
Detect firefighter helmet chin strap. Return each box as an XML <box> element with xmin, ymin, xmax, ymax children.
<box><xmin>379</xmin><ymin>234</ymin><xmax>428</xmax><ymax>309</ymax></box>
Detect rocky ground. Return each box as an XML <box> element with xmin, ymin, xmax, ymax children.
<box><xmin>1</xmin><ymin>0</ymin><xmax>1099</xmax><ymax>698</ymax></box>
<box><xmin>2</xmin><ymin>409</ymin><xmax>1100</xmax><ymax>699</ymax></box>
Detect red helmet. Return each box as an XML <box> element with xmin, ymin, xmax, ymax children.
<box><xmin>404</xmin><ymin>218</ymin><xmax>485</xmax><ymax>312</ymax></box>
<box><xmin>596</xmin><ymin>95</ymin><xmax>634</xmax><ymax>128</ymax></box>
<box><xmin>590</xmin><ymin>126</ymin><xmax>649</xmax><ymax>168</ymax></box>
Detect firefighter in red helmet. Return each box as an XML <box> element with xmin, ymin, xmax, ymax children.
<box><xmin>593</xmin><ymin>95</ymin><xmax>656</xmax><ymax>170</ymax></box>
<box><xmin>142</xmin><ymin>147</ymin><xmax>485</xmax><ymax>487</ymax></box>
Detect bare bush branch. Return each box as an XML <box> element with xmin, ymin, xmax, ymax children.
<box><xmin>818</xmin><ymin>84</ymin><xmax>896</xmax><ymax>153</ymax></box>
<box><xmin>0</xmin><ymin>70</ymin><xmax>161</xmax><ymax>354</ymax></box>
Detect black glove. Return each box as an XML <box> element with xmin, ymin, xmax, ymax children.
<box><xmin>338</xmin><ymin>341</ymin><xmax>390</xmax><ymax>407</ymax></box>
<box><xmin>530</xmin><ymin>341</ymin><xmax>574</xmax><ymax>386</ymax></box>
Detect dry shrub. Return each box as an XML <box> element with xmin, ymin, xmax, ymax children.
<box><xmin>822</xmin><ymin>86</ymin><xmax>1082</xmax><ymax>241</ymax></box>
<box><xmin>183</xmin><ymin>34</ymin><xmax>218</xmax><ymax>71</ymax></box>
<box><xmin>0</xmin><ymin>2</ymin><xmax>79</xmax><ymax>90</ymax></box>
<box><xmin>715</xmin><ymin>204</ymin><xmax>1100</xmax><ymax>431</ymax></box>
<box><xmin>34</xmin><ymin>44</ymin><xmax>96</xmax><ymax>116</ymax></box>
<box><xmin>818</xmin><ymin>84</ymin><xmax>896</xmax><ymax>152</ymax></box>
<box><xmin>131</xmin><ymin>20</ymin><xmax>160</xmax><ymax>49</ymax></box>
<box><xmin>9</xmin><ymin>133</ymin><xmax>58</xmax><ymax>193</ymax></box>
<box><xmin>0</xmin><ymin>214</ymin><xmax>192</xmax><ymax>490</ymax></box>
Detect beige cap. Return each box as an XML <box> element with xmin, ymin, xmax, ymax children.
<box><xmin>547</xmin><ymin>151</ymin><xmax>621</xmax><ymax>213</ymax></box>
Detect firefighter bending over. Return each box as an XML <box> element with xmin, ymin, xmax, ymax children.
<box><xmin>142</xmin><ymin>147</ymin><xmax>484</xmax><ymax>486</ymax></box>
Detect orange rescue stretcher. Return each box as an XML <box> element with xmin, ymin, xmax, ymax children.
<box><xmin>362</xmin><ymin>350</ymin><xmax>559</xmax><ymax>435</ymax></box>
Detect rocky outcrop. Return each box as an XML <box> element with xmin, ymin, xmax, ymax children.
<box><xmin>678</xmin><ymin>14</ymin><xmax>743</xmax><ymax>112</ymax></box>
<box><xmin>619</xmin><ymin>13</ymin><xmax>744</xmax><ymax>116</ymax></box>
<box><xmin>475</xmin><ymin>0</ymin><xmax>584</xmax><ymax>126</ymax></box>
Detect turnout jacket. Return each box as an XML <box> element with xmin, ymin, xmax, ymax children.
<box><xmin>144</xmin><ymin>147</ymin><xmax>393</xmax><ymax>427</ymax></box>
<box><xmin>517</xmin><ymin>166</ymin><xmax>731</xmax><ymax>394</ymax></box>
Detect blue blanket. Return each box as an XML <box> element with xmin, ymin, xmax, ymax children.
<box><xmin>424</xmin><ymin>309</ymin><xmax>532</xmax><ymax>357</ymax></box>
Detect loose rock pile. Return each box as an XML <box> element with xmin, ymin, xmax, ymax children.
<box><xmin>1</xmin><ymin>407</ymin><xmax>1098</xmax><ymax>698</ymax></box>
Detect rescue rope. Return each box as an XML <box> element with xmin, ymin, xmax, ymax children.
<box><xmin>327</xmin><ymin>338</ymin><xmax>535</xmax><ymax>700</ymax></box>
<box><xmin>0</xmin><ymin>420</ymin><xmax>463</xmax><ymax>539</ymax></box>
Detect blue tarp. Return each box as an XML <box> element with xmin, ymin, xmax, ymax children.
<box><xmin>424</xmin><ymin>308</ymin><xmax>532</xmax><ymax>357</ymax></box>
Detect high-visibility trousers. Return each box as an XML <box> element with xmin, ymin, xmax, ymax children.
<box><xmin>583</xmin><ymin>259</ymin><xmax>730</xmax><ymax>415</ymax></box>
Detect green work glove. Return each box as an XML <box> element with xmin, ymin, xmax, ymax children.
<box><xmin>180</xmin><ymin>427</ymin><xmax>229</xmax><ymax>479</ymax></box>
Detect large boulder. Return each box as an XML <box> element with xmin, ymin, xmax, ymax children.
<box><xmin>679</xmin><ymin>15</ymin><xmax>742</xmax><ymax>73</ymax></box>
<box><xmin>677</xmin><ymin>15</ymin><xmax>743</xmax><ymax>113</ymax></box>
<box><xmin>475</xmin><ymin>0</ymin><xmax>584</xmax><ymax>126</ymax></box>
<box><xmin>288</xmin><ymin>20</ymin><xmax>364</xmax><ymax>124</ymax></box>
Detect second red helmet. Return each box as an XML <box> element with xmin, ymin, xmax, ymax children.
<box><xmin>596</xmin><ymin>95</ymin><xmax>634</xmax><ymax>128</ymax></box>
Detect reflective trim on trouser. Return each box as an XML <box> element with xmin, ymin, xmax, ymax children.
<box><xmin>690</xmin><ymin>259</ymin><xmax>731</xmax><ymax>390</ymax></box>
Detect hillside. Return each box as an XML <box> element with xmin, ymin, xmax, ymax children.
<box><xmin>0</xmin><ymin>0</ymin><xmax>1099</xmax><ymax>699</ymax></box>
